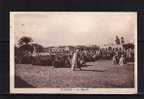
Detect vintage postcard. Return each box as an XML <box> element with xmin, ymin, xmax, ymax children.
<box><xmin>10</xmin><ymin>12</ymin><xmax>137</xmax><ymax>94</ymax></box>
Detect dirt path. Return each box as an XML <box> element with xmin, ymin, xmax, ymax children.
<box><xmin>15</xmin><ymin>60</ymin><xmax>134</xmax><ymax>88</ymax></box>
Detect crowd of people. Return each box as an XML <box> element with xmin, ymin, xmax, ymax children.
<box><xmin>67</xmin><ymin>47</ymin><xmax>134</xmax><ymax>70</ymax></box>
<box><xmin>15</xmin><ymin>36</ymin><xmax>135</xmax><ymax>70</ymax></box>
<box><xmin>15</xmin><ymin>44</ymin><xmax>134</xmax><ymax>70</ymax></box>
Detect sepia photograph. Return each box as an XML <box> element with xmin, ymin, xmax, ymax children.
<box><xmin>10</xmin><ymin>12</ymin><xmax>137</xmax><ymax>94</ymax></box>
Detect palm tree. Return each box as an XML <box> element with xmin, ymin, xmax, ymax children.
<box><xmin>18</xmin><ymin>36</ymin><xmax>33</xmax><ymax>47</ymax></box>
<box><xmin>18</xmin><ymin>36</ymin><xmax>33</xmax><ymax>52</ymax></box>
<box><xmin>115</xmin><ymin>35</ymin><xmax>120</xmax><ymax>45</ymax></box>
<box><xmin>121</xmin><ymin>36</ymin><xmax>125</xmax><ymax>44</ymax></box>
<box><xmin>17</xmin><ymin>36</ymin><xmax>34</xmax><ymax>63</ymax></box>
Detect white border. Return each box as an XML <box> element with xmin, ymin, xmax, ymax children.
<box><xmin>10</xmin><ymin>12</ymin><xmax>137</xmax><ymax>94</ymax></box>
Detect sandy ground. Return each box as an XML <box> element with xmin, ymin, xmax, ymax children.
<box><xmin>15</xmin><ymin>60</ymin><xmax>134</xmax><ymax>88</ymax></box>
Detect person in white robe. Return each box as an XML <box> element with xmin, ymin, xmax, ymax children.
<box><xmin>71</xmin><ymin>49</ymin><xmax>79</xmax><ymax>71</ymax></box>
<box><xmin>119</xmin><ymin>55</ymin><xmax>125</xmax><ymax>66</ymax></box>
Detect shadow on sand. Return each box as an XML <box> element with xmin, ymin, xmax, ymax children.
<box><xmin>81</xmin><ymin>64</ymin><xmax>93</xmax><ymax>67</ymax></box>
<box><xmin>74</xmin><ymin>69</ymin><xmax>105</xmax><ymax>72</ymax></box>
<box><xmin>15</xmin><ymin>76</ymin><xmax>34</xmax><ymax>88</ymax></box>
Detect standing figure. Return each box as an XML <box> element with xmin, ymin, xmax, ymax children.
<box><xmin>112</xmin><ymin>55</ymin><xmax>117</xmax><ymax>64</ymax></box>
<box><xmin>119</xmin><ymin>54</ymin><xmax>125</xmax><ymax>66</ymax></box>
<box><xmin>71</xmin><ymin>49</ymin><xmax>81</xmax><ymax>71</ymax></box>
<box><xmin>79</xmin><ymin>51</ymin><xmax>86</xmax><ymax>66</ymax></box>
<box><xmin>112</xmin><ymin>52</ymin><xmax>119</xmax><ymax>64</ymax></box>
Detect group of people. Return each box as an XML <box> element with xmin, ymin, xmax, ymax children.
<box><xmin>70</xmin><ymin>47</ymin><xmax>134</xmax><ymax>70</ymax></box>
<box><xmin>112</xmin><ymin>48</ymin><xmax>134</xmax><ymax>66</ymax></box>
<box><xmin>16</xmin><ymin>44</ymin><xmax>134</xmax><ymax>69</ymax></box>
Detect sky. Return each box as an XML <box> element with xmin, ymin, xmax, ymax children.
<box><xmin>11</xmin><ymin>12</ymin><xmax>137</xmax><ymax>47</ymax></box>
